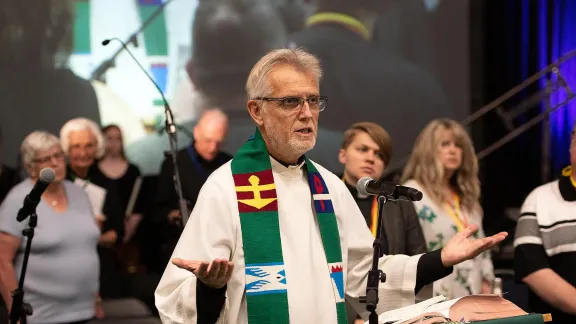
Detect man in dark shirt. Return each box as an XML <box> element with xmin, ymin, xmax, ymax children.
<box><xmin>151</xmin><ymin>109</ymin><xmax>232</xmax><ymax>271</ymax></box>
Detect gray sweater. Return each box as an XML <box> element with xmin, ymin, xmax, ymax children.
<box><xmin>0</xmin><ymin>179</ymin><xmax>100</xmax><ymax>324</ymax></box>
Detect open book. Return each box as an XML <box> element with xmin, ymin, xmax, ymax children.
<box><xmin>371</xmin><ymin>294</ymin><xmax>530</xmax><ymax>324</ymax></box>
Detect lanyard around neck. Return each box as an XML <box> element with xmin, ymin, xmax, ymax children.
<box><xmin>342</xmin><ymin>175</ymin><xmax>379</xmax><ymax>237</ymax></box>
<box><xmin>444</xmin><ymin>193</ymin><xmax>467</xmax><ymax>232</ymax></box>
<box><xmin>306</xmin><ymin>12</ymin><xmax>371</xmax><ymax>41</ymax></box>
<box><xmin>187</xmin><ymin>144</ymin><xmax>210</xmax><ymax>179</ymax></box>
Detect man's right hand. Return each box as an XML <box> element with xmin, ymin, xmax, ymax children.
<box><xmin>172</xmin><ymin>258</ymin><xmax>234</xmax><ymax>289</ymax></box>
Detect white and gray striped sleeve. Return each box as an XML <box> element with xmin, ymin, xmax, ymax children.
<box><xmin>513</xmin><ymin>189</ymin><xmax>550</xmax><ymax>280</ymax></box>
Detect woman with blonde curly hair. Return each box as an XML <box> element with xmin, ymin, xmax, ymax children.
<box><xmin>401</xmin><ymin>118</ymin><xmax>495</xmax><ymax>298</ymax></box>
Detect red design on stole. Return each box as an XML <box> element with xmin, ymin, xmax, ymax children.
<box><xmin>313</xmin><ymin>174</ymin><xmax>325</xmax><ymax>211</ymax></box>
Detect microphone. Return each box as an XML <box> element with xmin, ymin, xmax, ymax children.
<box><xmin>356</xmin><ymin>177</ymin><xmax>423</xmax><ymax>201</ymax></box>
<box><xmin>17</xmin><ymin>168</ymin><xmax>56</xmax><ymax>222</ymax></box>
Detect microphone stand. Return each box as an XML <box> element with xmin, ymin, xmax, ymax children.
<box><xmin>359</xmin><ymin>195</ymin><xmax>389</xmax><ymax>324</ymax></box>
<box><xmin>158</xmin><ymin>122</ymin><xmax>193</xmax><ymax>140</ymax></box>
<box><xmin>164</xmin><ymin>108</ymin><xmax>190</xmax><ymax>227</ymax></box>
<box><xmin>9</xmin><ymin>212</ymin><xmax>37</xmax><ymax>324</ymax></box>
<box><xmin>103</xmin><ymin>38</ymin><xmax>189</xmax><ymax>227</ymax></box>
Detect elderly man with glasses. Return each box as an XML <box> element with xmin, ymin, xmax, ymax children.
<box><xmin>154</xmin><ymin>48</ymin><xmax>507</xmax><ymax>324</ymax></box>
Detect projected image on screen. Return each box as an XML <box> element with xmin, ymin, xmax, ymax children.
<box><xmin>0</xmin><ymin>0</ymin><xmax>469</xmax><ymax>176</ymax></box>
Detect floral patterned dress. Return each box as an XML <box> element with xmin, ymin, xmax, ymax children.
<box><xmin>403</xmin><ymin>180</ymin><xmax>495</xmax><ymax>299</ymax></box>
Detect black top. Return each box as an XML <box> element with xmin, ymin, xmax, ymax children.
<box><xmin>148</xmin><ymin>144</ymin><xmax>232</xmax><ymax>271</ymax></box>
<box><xmin>344</xmin><ymin>179</ymin><xmax>390</xmax><ymax>254</ymax></box>
<box><xmin>66</xmin><ymin>164</ymin><xmax>126</xmax><ymax>298</ymax></box>
<box><xmin>96</xmin><ymin>163</ymin><xmax>144</xmax><ymax>215</ymax></box>
<box><xmin>343</xmin><ymin>179</ymin><xmax>427</xmax><ymax>256</ymax></box>
<box><xmin>152</xmin><ymin>144</ymin><xmax>233</xmax><ymax>225</ymax></box>
<box><xmin>66</xmin><ymin>164</ymin><xmax>124</xmax><ymax>243</ymax></box>
<box><xmin>0</xmin><ymin>164</ymin><xmax>21</xmax><ymax>204</ymax></box>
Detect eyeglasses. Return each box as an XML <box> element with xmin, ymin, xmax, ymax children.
<box><xmin>34</xmin><ymin>151</ymin><xmax>65</xmax><ymax>164</ymax></box>
<box><xmin>254</xmin><ymin>96</ymin><xmax>327</xmax><ymax>112</ymax></box>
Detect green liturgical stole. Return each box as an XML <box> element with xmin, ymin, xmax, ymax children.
<box><xmin>230</xmin><ymin>129</ymin><xmax>347</xmax><ymax>323</ymax></box>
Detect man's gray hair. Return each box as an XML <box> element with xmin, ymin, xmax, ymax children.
<box><xmin>245</xmin><ymin>48</ymin><xmax>323</xmax><ymax>99</ymax></box>
<box><xmin>21</xmin><ymin>131</ymin><xmax>60</xmax><ymax>168</ymax></box>
<box><xmin>60</xmin><ymin>117</ymin><xmax>105</xmax><ymax>158</ymax></box>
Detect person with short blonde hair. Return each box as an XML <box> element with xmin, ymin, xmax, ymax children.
<box><xmin>341</xmin><ymin>122</ymin><xmax>393</xmax><ymax>173</ymax></box>
<box><xmin>402</xmin><ymin>119</ymin><xmax>495</xmax><ymax>298</ymax></box>
<box><xmin>339</xmin><ymin>122</ymin><xmax>427</xmax><ymax>324</ymax></box>
<box><xmin>155</xmin><ymin>49</ymin><xmax>506</xmax><ymax>324</ymax></box>
<box><xmin>0</xmin><ymin>131</ymin><xmax>102</xmax><ymax>323</ymax></box>
<box><xmin>339</xmin><ymin>121</ymin><xmax>425</xmax><ymax>253</ymax></box>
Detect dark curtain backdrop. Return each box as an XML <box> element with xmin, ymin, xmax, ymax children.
<box><xmin>476</xmin><ymin>0</ymin><xmax>542</xmax><ymax>238</ymax></box>
<box><xmin>533</xmin><ymin>0</ymin><xmax>576</xmax><ymax>174</ymax></box>
<box><xmin>476</xmin><ymin>0</ymin><xmax>576</xmax><ymax>237</ymax></box>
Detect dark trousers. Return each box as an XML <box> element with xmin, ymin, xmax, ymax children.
<box><xmin>346</xmin><ymin>300</ymin><xmax>360</xmax><ymax>324</ymax></box>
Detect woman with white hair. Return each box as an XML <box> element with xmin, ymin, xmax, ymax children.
<box><xmin>60</xmin><ymin>118</ymin><xmax>125</xmax><ymax>299</ymax></box>
<box><xmin>401</xmin><ymin>119</ymin><xmax>495</xmax><ymax>298</ymax></box>
<box><xmin>0</xmin><ymin>131</ymin><xmax>102</xmax><ymax>323</ymax></box>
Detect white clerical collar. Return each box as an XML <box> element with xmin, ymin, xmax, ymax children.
<box><xmin>270</xmin><ymin>156</ymin><xmax>305</xmax><ymax>175</ymax></box>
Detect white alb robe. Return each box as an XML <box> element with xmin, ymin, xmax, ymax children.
<box><xmin>155</xmin><ymin>157</ymin><xmax>423</xmax><ymax>323</ymax></box>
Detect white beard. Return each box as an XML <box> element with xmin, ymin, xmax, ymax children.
<box><xmin>264</xmin><ymin>122</ymin><xmax>315</xmax><ymax>158</ymax></box>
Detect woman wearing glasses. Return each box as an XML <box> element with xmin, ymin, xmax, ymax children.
<box><xmin>0</xmin><ymin>131</ymin><xmax>101</xmax><ymax>324</ymax></box>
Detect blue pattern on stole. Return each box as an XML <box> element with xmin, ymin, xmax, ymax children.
<box><xmin>245</xmin><ymin>262</ymin><xmax>287</xmax><ymax>296</ymax></box>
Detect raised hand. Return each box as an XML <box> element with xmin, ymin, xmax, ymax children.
<box><xmin>440</xmin><ymin>224</ymin><xmax>507</xmax><ymax>267</ymax></box>
<box><xmin>172</xmin><ymin>258</ymin><xmax>234</xmax><ymax>289</ymax></box>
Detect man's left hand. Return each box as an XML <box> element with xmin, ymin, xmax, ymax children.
<box><xmin>441</xmin><ymin>224</ymin><xmax>507</xmax><ymax>267</ymax></box>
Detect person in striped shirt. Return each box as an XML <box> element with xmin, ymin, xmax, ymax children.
<box><xmin>514</xmin><ymin>119</ymin><xmax>576</xmax><ymax>324</ymax></box>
